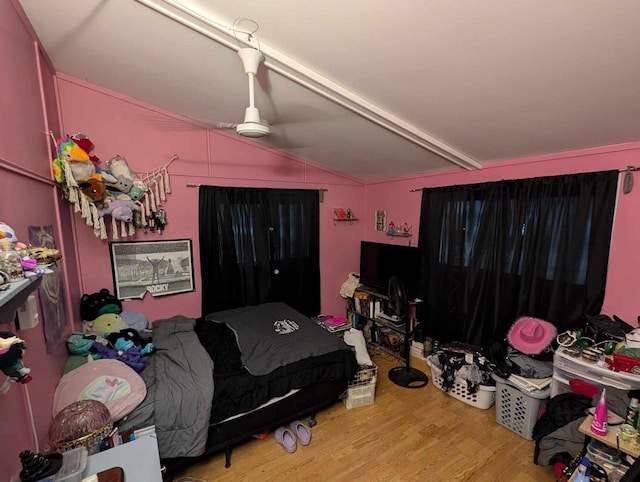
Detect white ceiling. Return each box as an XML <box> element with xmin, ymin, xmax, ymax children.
<box><xmin>17</xmin><ymin>0</ymin><xmax>640</xmax><ymax>181</ymax></box>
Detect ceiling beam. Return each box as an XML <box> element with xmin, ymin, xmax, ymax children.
<box><xmin>135</xmin><ymin>0</ymin><xmax>482</xmax><ymax>171</ymax></box>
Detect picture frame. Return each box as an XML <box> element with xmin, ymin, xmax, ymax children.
<box><xmin>375</xmin><ymin>210</ymin><xmax>387</xmax><ymax>231</ymax></box>
<box><xmin>109</xmin><ymin>239</ymin><xmax>195</xmax><ymax>300</ymax></box>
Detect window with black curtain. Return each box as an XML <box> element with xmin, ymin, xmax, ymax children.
<box><xmin>417</xmin><ymin>171</ymin><xmax>618</xmax><ymax>348</ymax></box>
<box><xmin>199</xmin><ymin>186</ymin><xmax>320</xmax><ymax>318</ymax></box>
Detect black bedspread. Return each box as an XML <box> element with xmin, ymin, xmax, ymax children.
<box><xmin>195</xmin><ymin>314</ymin><xmax>357</xmax><ymax>423</ymax></box>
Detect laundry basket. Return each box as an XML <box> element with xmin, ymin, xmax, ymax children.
<box><xmin>493</xmin><ymin>374</ymin><xmax>550</xmax><ymax>440</ymax></box>
<box><xmin>427</xmin><ymin>355</ymin><xmax>495</xmax><ymax>410</ymax></box>
<box><xmin>344</xmin><ymin>363</ymin><xmax>377</xmax><ymax>409</ymax></box>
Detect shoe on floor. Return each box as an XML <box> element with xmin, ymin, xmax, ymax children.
<box><xmin>289</xmin><ymin>420</ymin><xmax>312</xmax><ymax>445</ymax></box>
<box><xmin>274</xmin><ymin>426</ymin><xmax>297</xmax><ymax>453</ymax></box>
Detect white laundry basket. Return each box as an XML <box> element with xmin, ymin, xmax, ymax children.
<box><xmin>427</xmin><ymin>355</ymin><xmax>496</xmax><ymax>410</ymax></box>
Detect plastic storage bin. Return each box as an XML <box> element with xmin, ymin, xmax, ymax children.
<box><xmin>344</xmin><ymin>363</ymin><xmax>377</xmax><ymax>409</ymax></box>
<box><xmin>427</xmin><ymin>355</ymin><xmax>496</xmax><ymax>410</ymax></box>
<box><xmin>552</xmin><ymin>347</ymin><xmax>640</xmax><ymax>397</ymax></box>
<box><xmin>493</xmin><ymin>375</ymin><xmax>551</xmax><ymax>440</ymax></box>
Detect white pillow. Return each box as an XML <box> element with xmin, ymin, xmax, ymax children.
<box><xmin>343</xmin><ymin>328</ymin><xmax>373</xmax><ymax>366</ymax></box>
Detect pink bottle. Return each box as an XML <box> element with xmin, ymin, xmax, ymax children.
<box><xmin>591</xmin><ymin>387</ymin><xmax>608</xmax><ymax>436</ymax></box>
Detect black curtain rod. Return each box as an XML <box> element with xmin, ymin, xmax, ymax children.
<box><xmin>186</xmin><ymin>184</ymin><xmax>328</xmax><ymax>192</ymax></box>
<box><xmin>408</xmin><ymin>166</ymin><xmax>639</xmax><ymax>192</ymax></box>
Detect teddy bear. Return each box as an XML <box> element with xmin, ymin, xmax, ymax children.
<box><xmin>78</xmin><ymin>177</ymin><xmax>107</xmax><ymax>203</ymax></box>
<box><xmin>80</xmin><ymin>288</ymin><xmax>122</xmax><ymax>321</ymax></box>
<box><xmin>97</xmin><ymin>199</ymin><xmax>140</xmax><ymax>223</ymax></box>
<box><xmin>83</xmin><ymin>313</ymin><xmax>129</xmax><ymax>337</ymax></box>
<box><xmin>0</xmin><ymin>332</ymin><xmax>32</xmax><ymax>383</ymax></box>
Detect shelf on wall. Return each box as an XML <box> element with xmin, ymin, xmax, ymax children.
<box><xmin>333</xmin><ymin>218</ymin><xmax>359</xmax><ymax>225</ymax></box>
<box><xmin>0</xmin><ymin>276</ymin><xmax>42</xmax><ymax>324</ymax></box>
<box><xmin>386</xmin><ymin>232</ymin><xmax>412</xmax><ymax>237</ymax></box>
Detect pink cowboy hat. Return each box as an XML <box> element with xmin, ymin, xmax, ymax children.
<box><xmin>507</xmin><ymin>316</ymin><xmax>557</xmax><ymax>355</ymax></box>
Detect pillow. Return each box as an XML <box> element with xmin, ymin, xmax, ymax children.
<box><xmin>120</xmin><ymin>310</ymin><xmax>148</xmax><ymax>332</ymax></box>
<box><xmin>53</xmin><ymin>359</ymin><xmax>146</xmax><ymax>422</ymax></box>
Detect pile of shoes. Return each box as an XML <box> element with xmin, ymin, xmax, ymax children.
<box><xmin>274</xmin><ymin>420</ymin><xmax>312</xmax><ymax>454</ymax></box>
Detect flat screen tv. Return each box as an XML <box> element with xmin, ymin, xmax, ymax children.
<box><xmin>359</xmin><ymin>241</ymin><xmax>421</xmax><ymax>299</ymax></box>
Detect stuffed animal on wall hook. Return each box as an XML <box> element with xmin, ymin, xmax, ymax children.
<box><xmin>0</xmin><ymin>332</ymin><xmax>32</xmax><ymax>383</ymax></box>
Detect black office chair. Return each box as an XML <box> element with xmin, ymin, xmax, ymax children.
<box><xmin>387</xmin><ymin>276</ymin><xmax>429</xmax><ymax>388</ymax></box>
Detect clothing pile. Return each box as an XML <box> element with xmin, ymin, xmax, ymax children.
<box><xmin>502</xmin><ymin>317</ymin><xmax>556</xmax><ymax>394</ymax></box>
<box><xmin>434</xmin><ymin>342</ymin><xmax>494</xmax><ymax>394</ymax></box>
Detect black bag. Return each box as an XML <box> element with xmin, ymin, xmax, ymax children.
<box><xmin>583</xmin><ymin>314</ymin><xmax>633</xmax><ymax>343</ymax></box>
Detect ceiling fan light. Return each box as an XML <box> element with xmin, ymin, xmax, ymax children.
<box><xmin>236</xmin><ymin>122</ymin><xmax>270</xmax><ymax>138</ymax></box>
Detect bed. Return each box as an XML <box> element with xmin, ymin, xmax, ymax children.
<box><xmin>116</xmin><ymin>302</ymin><xmax>358</xmax><ymax>474</ymax></box>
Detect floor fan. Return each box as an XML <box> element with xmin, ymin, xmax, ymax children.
<box><xmin>387</xmin><ymin>276</ymin><xmax>429</xmax><ymax>388</ymax></box>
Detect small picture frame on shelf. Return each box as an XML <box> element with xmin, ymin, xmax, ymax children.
<box><xmin>375</xmin><ymin>210</ymin><xmax>387</xmax><ymax>231</ymax></box>
<box><xmin>333</xmin><ymin>208</ymin><xmax>348</xmax><ymax>220</ymax></box>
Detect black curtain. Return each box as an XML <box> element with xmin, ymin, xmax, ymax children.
<box><xmin>199</xmin><ymin>186</ymin><xmax>320</xmax><ymax>317</ymax></box>
<box><xmin>417</xmin><ymin>171</ymin><xmax>618</xmax><ymax>347</ymax></box>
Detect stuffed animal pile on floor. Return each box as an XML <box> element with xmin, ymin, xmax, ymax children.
<box><xmin>65</xmin><ymin>288</ymin><xmax>154</xmax><ymax>373</ymax></box>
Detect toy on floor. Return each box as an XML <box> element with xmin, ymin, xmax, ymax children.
<box><xmin>0</xmin><ymin>332</ymin><xmax>32</xmax><ymax>383</ymax></box>
<box><xmin>83</xmin><ymin>313</ymin><xmax>129</xmax><ymax>337</ymax></box>
<box><xmin>90</xmin><ymin>329</ymin><xmax>153</xmax><ymax>373</ymax></box>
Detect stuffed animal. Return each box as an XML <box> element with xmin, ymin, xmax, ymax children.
<box><xmin>0</xmin><ymin>222</ymin><xmax>17</xmax><ymax>243</ymax></box>
<box><xmin>114</xmin><ymin>337</ymin><xmax>153</xmax><ymax>356</ymax></box>
<box><xmin>98</xmin><ymin>199</ymin><xmax>140</xmax><ymax>223</ymax></box>
<box><xmin>66</xmin><ymin>333</ymin><xmax>103</xmax><ymax>358</ymax></box>
<box><xmin>0</xmin><ymin>332</ymin><xmax>31</xmax><ymax>383</ymax></box>
<box><xmin>54</xmin><ymin>136</ymin><xmax>96</xmax><ymax>182</ymax></box>
<box><xmin>80</xmin><ymin>289</ymin><xmax>122</xmax><ymax>321</ymax></box>
<box><xmin>105</xmin><ymin>155</ymin><xmax>147</xmax><ymax>200</ymax></box>
<box><xmin>84</xmin><ymin>313</ymin><xmax>129</xmax><ymax>337</ymax></box>
<box><xmin>78</xmin><ymin>178</ymin><xmax>107</xmax><ymax>203</ymax></box>
<box><xmin>106</xmin><ymin>155</ymin><xmax>136</xmax><ymax>194</ymax></box>
<box><xmin>106</xmin><ymin>328</ymin><xmax>150</xmax><ymax>348</ymax></box>
<box><xmin>70</xmin><ymin>133</ymin><xmax>100</xmax><ymax>165</ymax></box>
<box><xmin>90</xmin><ymin>340</ymin><xmax>148</xmax><ymax>373</ymax></box>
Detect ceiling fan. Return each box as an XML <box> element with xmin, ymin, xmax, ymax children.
<box><xmin>233</xmin><ymin>47</ymin><xmax>270</xmax><ymax>138</ymax></box>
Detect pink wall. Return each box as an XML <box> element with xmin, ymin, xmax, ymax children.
<box><xmin>364</xmin><ymin>144</ymin><xmax>640</xmax><ymax>326</ymax></box>
<box><xmin>0</xmin><ymin>2</ymin><xmax>71</xmax><ymax>478</ymax></box>
<box><xmin>55</xmin><ymin>76</ymin><xmax>364</xmax><ymax>322</ymax></box>
<box><xmin>4</xmin><ymin>1</ymin><xmax>640</xmax><ymax>478</ymax></box>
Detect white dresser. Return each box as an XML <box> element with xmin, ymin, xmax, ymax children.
<box><xmin>552</xmin><ymin>346</ymin><xmax>640</xmax><ymax>397</ymax></box>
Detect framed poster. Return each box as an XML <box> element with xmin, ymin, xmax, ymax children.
<box><xmin>109</xmin><ymin>239</ymin><xmax>194</xmax><ymax>300</ymax></box>
<box><xmin>375</xmin><ymin>210</ymin><xmax>387</xmax><ymax>231</ymax></box>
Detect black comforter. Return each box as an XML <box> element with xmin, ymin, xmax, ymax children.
<box><xmin>195</xmin><ymin>304</ymin><xmax>357</xmax><ymax>423</ymax></box>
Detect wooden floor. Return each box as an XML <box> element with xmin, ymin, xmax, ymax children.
<box><xmin>174</xmin><ymin>349</ymin><xmax>557</xmax><ymax>482</ymax></box>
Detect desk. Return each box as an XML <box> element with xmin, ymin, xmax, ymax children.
<box><xmin>82</xmin><ymin>435</ymin><xmax>163</xmax><ymax>481</ymax></box>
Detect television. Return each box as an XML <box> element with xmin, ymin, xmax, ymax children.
<box><xmin>359</xmin><ymin>241</ymin><xmax>421</xmax><ymax>299</ymax></box>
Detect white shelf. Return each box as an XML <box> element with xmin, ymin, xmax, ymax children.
<box><xmin>0</xmin><ymin>277</ymin><xmax>42</xmax><ymax>324</ymax></box>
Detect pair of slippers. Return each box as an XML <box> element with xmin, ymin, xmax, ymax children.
<box><xmin>274</xmin><ymin>420</ymin><xmax>312</xmax><ymax>453</ymax></box>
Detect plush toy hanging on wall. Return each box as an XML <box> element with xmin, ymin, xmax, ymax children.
<box><xmin>0</xmin><ymin>332</ymin><xmax>32</xmax><ymax>383</ymax></box>
<box><xmin>49</xmin><ymin>131</ymin><xmax>175</xmax><ymax>240</ymax></box>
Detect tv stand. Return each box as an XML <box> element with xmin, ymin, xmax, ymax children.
<box><xmin>346</xmin><ymin>285</ymin><xmax>421</xmax><ymax>365</ymax></box>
